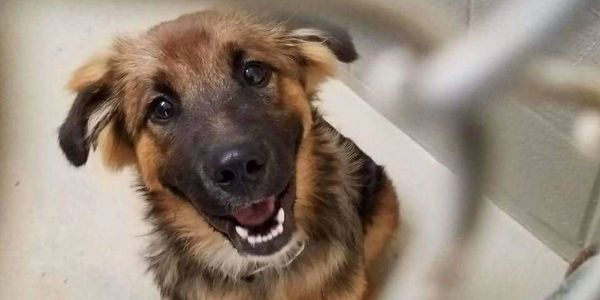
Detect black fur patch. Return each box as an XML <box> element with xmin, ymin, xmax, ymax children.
<box><xmin>357</xmin><ymin>160</ymin><xmax>385</xmax><ymax>229</ymax></box>
<box><xmin>316</xmin><ymin>117</ymin><xmax>385</xmax><ymax>230</ymax></box>
<box><xmin>58</xmin><ymin>85</ymin><xmax>111</xmax><ymax>166</ymax></box>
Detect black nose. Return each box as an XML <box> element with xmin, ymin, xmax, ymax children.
<box><xmin>209</xmin><ymin>143</ymin><xmax>267</xmax><ymax>195</ymax></box>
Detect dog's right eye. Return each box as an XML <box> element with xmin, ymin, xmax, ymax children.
<box><xmin>149</xmin><ymin>96</ymin><xmax>176</xmax><ymax>123</ymax></box>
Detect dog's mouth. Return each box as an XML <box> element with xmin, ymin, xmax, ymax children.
<box><xmin>199</xmin><ymin>181</ymin><xmax>297</xmax><ymax>256</ymax></box>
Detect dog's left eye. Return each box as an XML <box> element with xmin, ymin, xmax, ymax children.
<box><xmin>243</xmin><ymin>62</ymin><xmax>270</xmax><ymax>87</ymax></box>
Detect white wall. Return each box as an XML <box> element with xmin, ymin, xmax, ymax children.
<box><xmin>341</xmin><ymin>0</ymin><xmax>600</xmax><ymax>260</ymax></box>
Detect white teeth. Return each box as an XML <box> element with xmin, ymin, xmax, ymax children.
<box><xmin>270</xmin><ymin>227</ymin><xmax>279</xmax><ymax>237</ymax></box>
<box><xmin>276</xmin><ymin>208</ymin><xmax>285</xmax><ymax>223</ymax></box>
<box><xmin>235</xmin><ymin>226</ymin><xmax>248</xmax><ymax>239</ymax></box>
<box><xmin>242</xmin><ymin>226</ymin><xmax>283</xmax><ymax>245</ymax></box>
<box><xmin>237</xmin><ymin>208</ymin><xmax>287</xmax><ymax>245</ymax></box>
<box><xmin>248</xmin><ymin>236</ymin><xmax>257</xmax><ymax>244</ymax></box>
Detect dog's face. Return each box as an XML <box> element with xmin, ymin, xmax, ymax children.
<box><xmin>59</xmin><ymin>10</ymin><xmax>356</xmax><ymax>261</ymax></box>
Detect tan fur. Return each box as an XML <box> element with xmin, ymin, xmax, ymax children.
<box><xmin>292</xmin><ymin>267</ymin><xmax>367</xmax><ymax>300</ymax></box>
<box><xmin>296</xmin><ymin>41</ymin><xmax>338</xmax><ymax>93</ymax></box>
<box><xmin>280</xmin><ymin>243</ymin><xmax>350</xmax><ymax>299</ymax></box>
<box><xmin>135</xmin><ymin>132</ymin><xmax>165</xmax><ymax>191</ymax></box>
<box><xmin>363</xmin><ymin>180</ymin><xmax>400</xmax><ymax>300</ymax></box>
<box><xmin>98</xmin><ymin>123</ymin><xmax>136</xmax><ymax>170</ymax></box>
<box><xmin>294</xmin><ymin>130</ymin><xmax>318</xmax><ymax>225</ymax></box>
<box><xmin>68</xmin><ymin>53</ymin><xmax>112</xmax><ymax>92</ymax></box>
<box><xmin>278</xmin><ymin>77</ymin><xmax>314</xmax><ymax>138</ymax></box>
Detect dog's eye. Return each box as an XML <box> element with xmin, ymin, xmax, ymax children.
<box><xmin>150</xmin><ymin>96</ymin><xmax>176</xmax><ymax>123</ymax></box>
<box><xmin>243</xmin><ymin>62</ymin><xmax>270</xmax><ymax>87</ymax></box>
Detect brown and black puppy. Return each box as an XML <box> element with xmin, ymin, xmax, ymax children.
<box><xmin>58</xmin><ymin>10</ymin><xmax>399</xmax><ymax>300</ymax></box>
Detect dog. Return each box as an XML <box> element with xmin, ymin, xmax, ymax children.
<box><xmin>58</xmin><ymin>9</ymin><xmax>399</xmax><ymax>300</ymax></box>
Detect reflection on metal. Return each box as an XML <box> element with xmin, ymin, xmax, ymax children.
<box><xmin>234</xmin><ymin>0</ymin><xmax>598</xmax><ymax>299</ymax></box>
<box><xmin>547</xmin><ymin>253</ymin><xmax>600</xmax><ymax>300</ymax></box>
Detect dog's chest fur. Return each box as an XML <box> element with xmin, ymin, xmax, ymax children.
<box><xmin>144</xmin><ymin>112</ymin><xmax>384</xmax><ymax>300</ymax></box>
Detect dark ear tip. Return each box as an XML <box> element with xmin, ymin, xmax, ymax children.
<box><xmin>58</xmin><ymin>123</ymin><xmax>89</xmax><ymax>167</ymax></box>
<box><xmin>324</xmin><ymin>26</ymin><xmax>358</xmax><ymax>63</ymax></box>
<box><xmin>335</xmin><ymin>46</ymin><xmax>359</xmax><ymax>63</ymax></box>
<box><xmin>282</xmin><ymin>12</ymin><xmax>359</xmax><ymax>63</ymax></box>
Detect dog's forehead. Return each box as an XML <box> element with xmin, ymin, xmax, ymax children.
<box><xmin>140</xmin><ymin>11</ymin><xmax>296</xmax><ymax>92</ymax></box>
<box><xmin>110</xmin><ymin>10</ymin><xmax>304</xmax><ymax>128</ymax></box>
<box><xmin>151</xmin><ymin>26</ymin><xmax>231</xmax><ymax>94</ymax></box>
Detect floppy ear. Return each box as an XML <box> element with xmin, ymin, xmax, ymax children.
<box><xmin>58</xmin><ymin>54</ymin><xmax>119</xmax><ymax>167</ymax></box>
<box><xmin>286</xmin><ymin>14</ymin><xmax>358</xmax><ymax>63</ymax></box>
<box><xmin>285</xmin><ymin>14</ymin><xmax>358</xmax><ymax>91</ymax></box>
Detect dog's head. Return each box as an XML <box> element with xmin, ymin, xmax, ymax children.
<box><xmin>58</xmin><ymin>10</ymin><xmax>356</xmax><ymax>265</ymax></box>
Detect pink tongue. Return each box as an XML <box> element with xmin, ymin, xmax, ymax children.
<box><xmin>233</xmin><ymin>197</ymin><xmax>276</xmax><ymax>227</ymax></box>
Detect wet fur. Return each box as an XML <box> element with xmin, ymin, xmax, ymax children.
<box><xmin>59</xmin><ymin>9</ymin><xmax>399</xmax><ymax>300</ymax></box>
